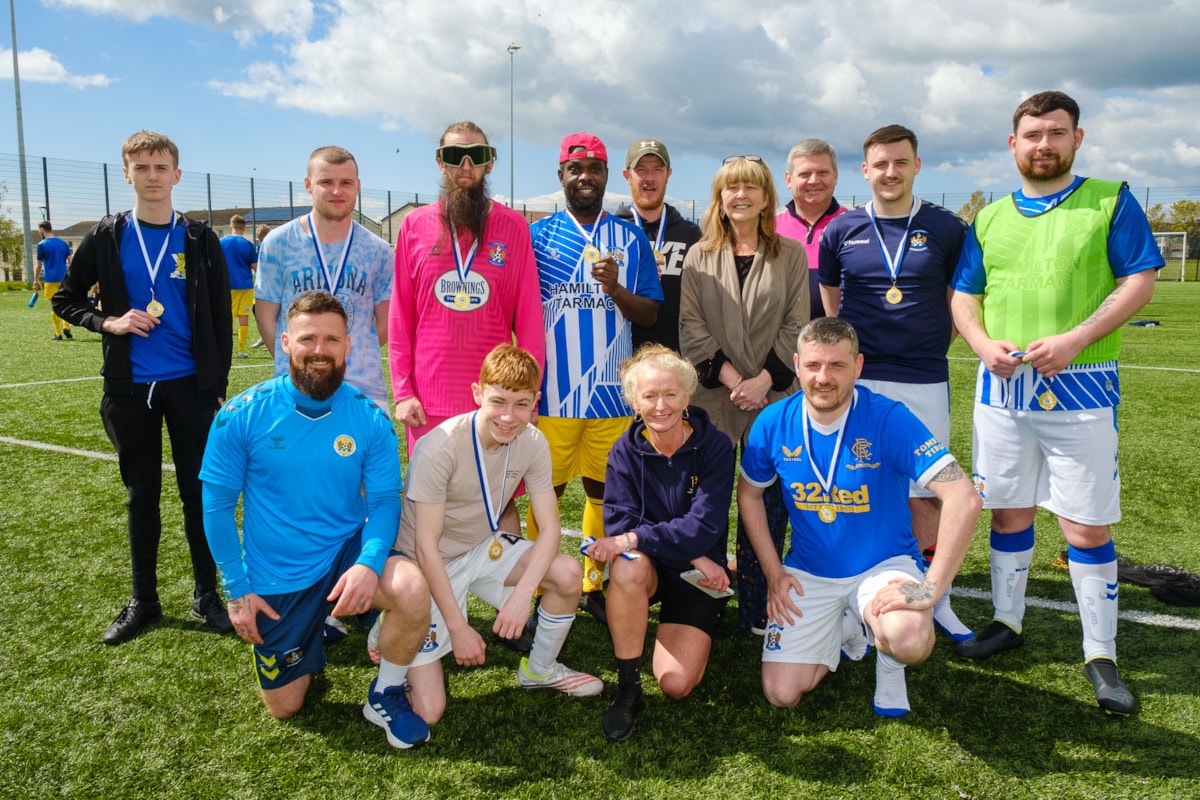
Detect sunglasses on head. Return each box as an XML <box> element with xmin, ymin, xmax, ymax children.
<box><xmin>722</xmin><ymin>155</ymin><xmax>764</xmax><ymax>164</ymax></box>
<box><xmin>437</xmin><ymin>144</ymin><xmax>497</xmax><ymax>167</ymax></box>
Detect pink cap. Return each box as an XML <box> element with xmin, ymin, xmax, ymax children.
<box><xmin>558</xmin><ymin>132</ymin><xmax>608</xmax><ymax>164</ymax></box>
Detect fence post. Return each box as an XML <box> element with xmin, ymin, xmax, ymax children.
<box><xmin>103</xmin><ymin>163</ymin><xmax>111</xmax><ymax>217</ymax></box>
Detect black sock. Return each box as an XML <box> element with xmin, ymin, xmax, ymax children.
<box><xmin>616</xmin><ymin>657</ymin><xmax>642</xmax><ymax>686</ymax></box>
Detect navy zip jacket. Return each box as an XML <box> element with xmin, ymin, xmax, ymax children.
<box><xmin>52</xmin><ymin>212</ymin><xmax>232</xmax><ymax>402</ymax></box>
<box><xmin>603</xmin><ymin>405</ymin><xmax>735</xmax><ymax>571</ymax></box>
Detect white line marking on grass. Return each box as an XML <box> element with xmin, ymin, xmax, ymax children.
<box><xmin>0</xmin><ymin>364</ymin><xmax>268</xmax><ymax>391</ymax></box>
<box><xmin>0</xmin><ymin>436</ymin><xmax>175</xmax><ymax>471</ymax></box>
<box><xmin>556</xmin><ymin>528</ymin><xmax>1200</xmax><ymax>631</ymax></box>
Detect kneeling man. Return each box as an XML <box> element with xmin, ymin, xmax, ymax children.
<box><xmin>201</xmin><ymin>291</ymin><xmax>432</xmax><ymax>749</ymax></box>
<box><xmin>738</xmin><ymin>317</ymin><xmax>981</xmax><ymax>716</ymax></box>
<box><xmin>399</xmin><ymin>344</ymin><xmax>602</xmax><ymax>727</ymax></box>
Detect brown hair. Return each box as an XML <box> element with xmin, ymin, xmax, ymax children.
<box><xmin>122</xmin><ymin>130</ymin><xmax>179</xmax><ymax>168</ymax></box>
<box><xmin>862</xmin><ymin>125</ymin><xmax>918</xmax><ymax>158</ymax></box>
<box><xmin>1012</xmin><ymin>91</ymin><xmax>1080</xmax><ymax>131</ymax></box>
<box><xmin>439</xmin><ymin>121</ymin><xmax>489</xmax><ymax>146</ymax></box>
<box><xmin>698</xmin><ymin>157</ymin><xmax>780</xmax><ymax>258</ymax></box>
<box><xmin>287</xmin><ymin>291</ymin><xmax>348</xmax><ymax>325</ymax></box>
<box><xmin>798</xmin><ymin>316</ymin><xmax>859</xmax><ymax>357</ymax></box>
<box><xmin>308</xmin><ymin>146</ymin><xmax>357</xmax><ymax>175</ymax></box>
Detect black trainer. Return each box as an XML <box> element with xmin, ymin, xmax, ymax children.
<box><xmin>954</xmin><ymin>620</ymin><xmax>1024</xmax><ymax>661</ymax></box>
<box><xmin>602</xmin><ymin>682</ymin><xmax>645</xmax><ymax>742</ymax></box>
<box><xmin>498</xmin><ymin>598</ymin><xmax>539</xmax><ymax>653</ymax></box>
<box><xmin>62</xmin><ymin>328</ymin><xmax>73</xmax><ymax>339</ymax></box>
<box><xmin>1084</xmin><ymin>658</ymin><xmax>1137</xmax><ymax>716</ymax></box>
<box><xmin>579</xmin><ymin>590</ymin><xmax>608</xmax><ymax>628</ymax></box>
<box><xmin>102</xmin><ymin>599</ymin><xmax>163</xmax><ymax>645</ymax></box>
<box><xmin>190</xmin><ymin>589</ymin><xmax>233</xmax><ymax>633</ymax></box>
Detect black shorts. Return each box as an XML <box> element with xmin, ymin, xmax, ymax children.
<box><xmin>650</xmin><ymin>559</ymin><xmax>731</xmax><ymax>638</ymax></box>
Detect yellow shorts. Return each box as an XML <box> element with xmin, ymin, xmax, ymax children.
<box><xmin>536</xmin><ymin>416</ymin><xmax>630</xmax><ymax>486</ymax></box>
<box><xmin>231</xmin><ymin>288</ymin><xmax>255</xmax><ymax>318</ymax></box>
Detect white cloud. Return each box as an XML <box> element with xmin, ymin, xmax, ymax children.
<box><xmin>45</xmin><ymin>0</ymin><xmax>1200</xmax><ymax>192</ymax></box>
<box><xmin>0</xmin><ymin>47</ymin><xmax>113</xmax><ymax>88</ymax></box>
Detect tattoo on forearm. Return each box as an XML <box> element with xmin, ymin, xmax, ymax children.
<box><xmin>930</xmin><ymin>461</ymin><xmax>965</xmax><ymax>482</ymax></box>
<box><xmin>899</xmin><ymin>581</ymin><xmax>937</xmax><ymax>604</ymax></box>
<box><xmin>1078</xmin><ymin>280</ymin><xmax>1125</xmax><ymax>328</ymax></box>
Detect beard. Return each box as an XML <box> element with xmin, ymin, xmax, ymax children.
<box><xmin>441</xmin><ymin>172</ymin><xmax>491</xmax><ymax>242</ymax></box>
<box><xmin>566</xmin><ymin>188</ymin><xmax>604</xmax><ymax>220</ymax></box>
<box><xmin>1017</xmin><ymin>149</ymin><xmax>1075</xmax><ymax>183</ymax></box>
<box><xmin>290</xmin><ymin>356</ymin><xmax>345</xmax><ymax>401</ymax></box>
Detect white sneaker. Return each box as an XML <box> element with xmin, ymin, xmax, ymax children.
<box><xmin>366</xmin><ymin>612</ymin><xmax>383</xmax><ymax>665</ymax></box>
<box><xmin>251</xmin><ymin>338</ymin><xmax>265</xmax><ymax>349</ymax></box>
<box><xmin>517</xmin><ymin>657</ymin><xmax>602</xmax><ymax>697</ymax></box>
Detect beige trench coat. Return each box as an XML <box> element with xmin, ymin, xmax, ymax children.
<box><xmin>679</xmin><ymin>236</ymin><xmax>810</xmax><ymax>445</ymax></box>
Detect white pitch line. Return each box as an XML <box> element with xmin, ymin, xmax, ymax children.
<box><xmin>0</xmin><ymin>436</ymin><xmax>175</xmax><ymax>471</ymax></box>
<box><xmin>0</xmin><ymin>363</ymin><xmax>267</xmax><ymax>391</ymax></box>
<box><xmin>3</xmin><ymin>432</ymin><xmax>1197</xmax><ymax>631</ymax></box>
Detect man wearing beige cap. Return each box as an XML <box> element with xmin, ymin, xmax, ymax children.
<box><xmin>615</xmin><ymin>138</ymin><xmax>700</xmax><ymax>353</ymax></box>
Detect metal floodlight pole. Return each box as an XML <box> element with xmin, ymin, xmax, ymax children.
<box><xmin>507</xmin><ymin>43</ymin><xmax>521</xmax><ymax>208</ymax></box>
<box><xmin>9</xmin><ymin>0</ymin><xmax>33</xmax><ymax>284</ymax></box>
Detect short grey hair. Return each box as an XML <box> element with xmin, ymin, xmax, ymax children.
<box><xmin>786</xmin><ymin>139</ymin><xmax>838</xmax><ymax>175</ymax></box>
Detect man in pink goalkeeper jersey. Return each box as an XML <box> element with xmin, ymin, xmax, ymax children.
<box><xmin>389</xmin><ymin>120</ymin><xmax>545</xmax><ymax>456</ymax></box>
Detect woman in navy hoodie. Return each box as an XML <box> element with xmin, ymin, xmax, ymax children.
<box><xmin>589</xmin><ymin>343</ymin><xmax>735</xmax><ymax>742</ymax></box>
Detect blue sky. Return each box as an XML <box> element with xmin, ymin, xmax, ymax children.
<box><xmin>4</xmin><ymin>0</ymin><xmax>1200</xmax><ymax>225</ymax></box>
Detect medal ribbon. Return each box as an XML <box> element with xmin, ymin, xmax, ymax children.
<box><xmin>471</xmin><ymin>411</ymin><xmax>511</xmax><ymax>532</ymax></box>
<box><xmin>630</xmin><ymin>207</ymin><xmax>666</xmax><ymax>254</ymax></box>
<box><xmin>449</xmin><ymin>207</ymin><xmax>489</xmax><ymax>285</ymax></box>
<box><xmin>307</xmin><ymin>212</ymin><xmax>355</xmax><ymax>294</ymax></box>
<box><xmin>130</xmin><ymin>211</ymin><xmax>177</xmax><ymax>301</ymax></box>
<box><xmin>565</xmin><ymin>210</ymin><xmax>606</xmax><ymax>268</ymax></box>
<box><xmin>801</xmin><ymin>392</ymin><xmax>856</xmax><ymax>507</ymax></box>
<box><xmin>867</xmin><ymin>196</ymin><xmax>920</xmax><ymax>288</ymax></box>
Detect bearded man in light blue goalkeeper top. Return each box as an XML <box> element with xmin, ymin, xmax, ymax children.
<box><xmin>950</xmin><ymin>90</ymin><xmax>1161</xmax><ymax>717</ymax></box>
<box><xmin>528</xmin><ymin>132</ymin><xmax>663</xmax><ymax>624</ymax></box>
<box><xmin>201</xmin><ymin>291</ymin><xmax>432</xmax><ymax>748</ymax></box>
<box><xmin>738</xmin><ymin>318</ymin><xmax>981</xmax><ymax>717</ymax></box>
<box><xmin>255</xmin><ymin>146</ymin><xmax>393</xmax><ymax>411</ymax></box>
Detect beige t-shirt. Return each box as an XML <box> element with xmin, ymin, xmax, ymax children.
<box><xmin>395</xmin><ymin>412</ymin><xmax>553</xmax><ymax>562</ymax></box>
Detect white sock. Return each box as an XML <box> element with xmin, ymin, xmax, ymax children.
<box><xmin>1068</xmin><ymin>543</ymin><xmax>1119</xmax><ymax>662</ymax></box>
<box><xmin>990</xmin><ymin>529</ymin><xmax>1034</xmax><ymax>632</ymax></box>
<box><xmin>527</xmin><ymin>606</ymin><xmax>574</xmax><ymax>675</ymax></box>
<box><xmin>840</xmin><ymin>607</ymin><xmax>868</xmax><ymax>661</ymax></box>
<box><xmin>873</xmin><ymin>652</ymin><xmax>910</xmax><ymax>717</ymax></box>
<box><xmin>932</xmin><ymin>589</ymin><xmax>973</xmax><ymax>640</ymax></box>
<box><xmin>375</xmin><ymin>657</ymin><xmax>409</xmax><ymax>691</ymax></box>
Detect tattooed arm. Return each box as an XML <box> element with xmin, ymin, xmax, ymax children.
<box><xmin>1023</xmin><ymin>271</ymin><xmax>1155</xmax><ymax>378</ymax></box>
<box><xmin>871</xmin><ymin>459</ymin><xmax>982</xmax><ymax>616</ymax></box>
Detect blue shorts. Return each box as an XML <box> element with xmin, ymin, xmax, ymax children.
<box><xmin>251</xmin><ymin>531</ymin><xmax>365</xmax><ymax>690</ymax></box>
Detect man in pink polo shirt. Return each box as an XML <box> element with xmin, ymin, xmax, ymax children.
<box><xmin>775</xmin><ymin>139</ymin><xmax>846</xmax><ymax>321</ymax></box>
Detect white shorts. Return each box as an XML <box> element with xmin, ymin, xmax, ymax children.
<box><xmin>858</xmin><ymin>379</ymin><xmax>950</xmax><ymax>499</ymax></box>
<box><xmin>411</xmin><ymin>533</ymin><xmax>532</xmax><ymax>667</ymax></box>
<box><xmin>761</xmin><ymin>555</ymin><xmax>924</xmax><ymax>670</ymax></box>
<box><xmin>971</xmin><ymin>403</ymin><xmax>1120</xmax><ymax>526</ymax></box>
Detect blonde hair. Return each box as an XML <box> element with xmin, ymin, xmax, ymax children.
<box><xmin>619</xmin><ymin>343</ymin><xmax>698</xmax><ymax>407</ymax></box>
<box><xmin>698</xmin><ymin>157</ymin><xmax>780</xmax><ymax>258</ymax></box>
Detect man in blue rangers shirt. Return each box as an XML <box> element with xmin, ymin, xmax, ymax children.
<box><xmin>201</xmin><ymin>291</ymin><xmax>432</xmax><ymax>749</ymax></box>
<box><xmin>950</xmin><ymin>90</ymin><xmax>1160</xmax><ymax>716</ymax></box>
<box><xmin>819</xmin><ymin>124</ymin><xmax>972</xmax><ymax>642</ymax></box>
<box><xmin>738</xmin><ymin>318</ymin><xmax>981</xmax><ymax>717</ymax></box>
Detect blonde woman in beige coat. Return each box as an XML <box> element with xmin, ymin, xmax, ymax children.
<box><xmin>679</xmin><ymin>155</ymin><xmax>809</xmax><ymax>633</ymax></box>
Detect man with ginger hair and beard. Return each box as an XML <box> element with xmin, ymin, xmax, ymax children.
<box><xmin>390</xmin><ymin>121</ymin><xmax>545</xmax><ymax>456</ymax></box>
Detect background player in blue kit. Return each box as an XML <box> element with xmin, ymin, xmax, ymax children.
<box><xmin>739</xmin><ymin>318</ymin><xmax>981</xmax><ymax>716</ymax></box>
<box><xmin>819</xmin><ymin>125</ymin><xmax>972</xmax><ymax>641</ymax></box>
<box><xmin>220</xmin><ymin>214</ymin><xmax>258</xmax><ymax>359</ymax></box>
<box><xmin>200</xmin><ymin>291</ymin><xmax>432</xmax><ymax>748</ymax></box>
<box><xmin>950</xmin><ymin>91</ymin><xmax>1160</xmax><ymax>716</ymax></box>
<box><xmin>34</xmin><ymin>220</ymin><xmax>73</xmax><ymax>340</ymax></box>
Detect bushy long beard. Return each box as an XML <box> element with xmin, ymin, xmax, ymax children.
<box><xmin>290</xmin><ymin>357</ymin><xmax>345</xmax><ymax>401</ymax></box>
<box><xmin>441</xmin><ymin>173</ymin><xmax>490</xmax><ymax>243</ymax></box>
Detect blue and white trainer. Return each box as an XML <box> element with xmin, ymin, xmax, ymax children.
<box><xmin>363</xmin><ymin>678</ymin><xmax>430</xmax><ymax>749</ymax></box>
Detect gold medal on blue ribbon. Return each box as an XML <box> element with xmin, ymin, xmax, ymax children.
<box><xmin>582</xmin><ymin>245</ymin><xmax>601</xmax><ymax>263</ymax></box>
<box><xmin>885</xmin><ymin>285</ymin><xmax>903</xmax><ymax>305</ymax></box>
